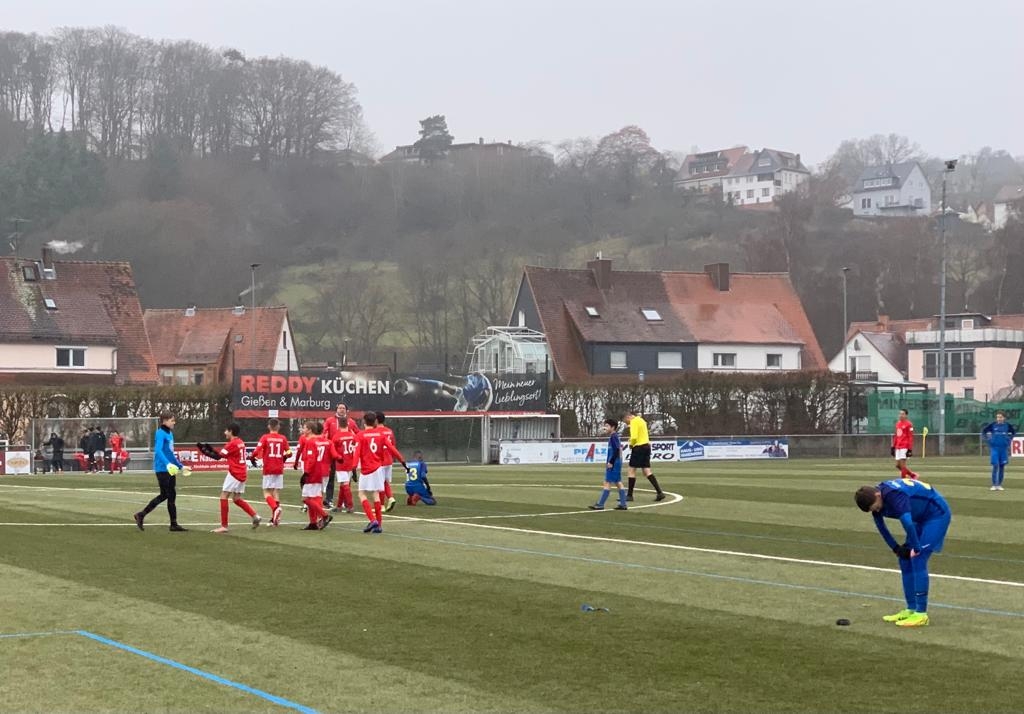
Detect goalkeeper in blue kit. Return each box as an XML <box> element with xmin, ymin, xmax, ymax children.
<box><xmin>981</xmin><ymin>410</ymin><xmax>1016</xmax><ymax>491</ymax></box>
<box><xmin>405</xmin><ymin>451</ymin><xmax>436</xmax><ymax>506</ymax></box>
<box><xmin>855</xmin><ymin>478</ymin><xmax>952</xmax><ymax>627</ymax></box>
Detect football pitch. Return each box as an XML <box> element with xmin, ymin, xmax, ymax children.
<box><xmin>0</xmin><ymin>457</ymin><xmax>1021</xmax><ymax>713</ymax></box>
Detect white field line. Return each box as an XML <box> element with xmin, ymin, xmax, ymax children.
<box><xmin>2</xmin><ymin>483</ymin><xmax>1021</xmax><ymax>589</ymax></box>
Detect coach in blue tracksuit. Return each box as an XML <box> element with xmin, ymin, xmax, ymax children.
<box><xmin>981</xmin><ymin>410</ymin><xmax>1016</xmax><ymax>491</ymax></box>
<box><xmin>855</xmin><ymin>478</ymin><xmax>951</xmax><ymax>627</ymax></box>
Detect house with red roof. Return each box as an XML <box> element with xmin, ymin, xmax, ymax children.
<box><xmin>143</xmin><ymin>306</ymin><xmax>299</xmax><ymax>386</ymax></box>
<box><xmin>0</xmin><ymin>250</ymin><xmax>158</xmax><ymax>386</ymax></box>
<box><xmin>831</xmin><ymin>313</ymin><xmax>1024</xmax><ymax>400</ymax></box>
<box><xmin>509</xmin><ymin>258</ymin><xmax>825</xmax><ymax>383</ymax></box>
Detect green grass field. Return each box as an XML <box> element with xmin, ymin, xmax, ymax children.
<box><xmin>0</xmin><ymin>457</ymin><xmax>1021</xmax><ymax>713</ymax></box>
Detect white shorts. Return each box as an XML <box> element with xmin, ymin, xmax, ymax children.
<box><xmin>383</xmin><ymin>464</ymin><xmax>393</xmax><ymax>483</ymax></box>
<box><xmin>336</xmin><ymin>470</ymin><xmax>353</xmax><ymax>484</ymax></box>
<box><xmin>894</xmin><ymin>448</ymin><xmax>909</xmax><ymax>460</ymax></box>
<box><xmin>301</xmin><ymin>482</ymin><xmax>323</xmax><ymax>499</ymax></box>
<box><xmin>93</xmin><ymin>450</ymin><xmax>104</xmax><ymax>459</ymax></box>
<box><xmin>359</xmin><ymin>468</ymin><xmax>385</xmax><ymax>493</ymax></box>
<box><xmin>221</xmin><ymin>475</ymin><xmax>246</xmax><ymax>494</ymax></box>
<box><xmin>262</xmin><ymin>474</ymin><xmax>284</xmax><ymax>491</ymax></box>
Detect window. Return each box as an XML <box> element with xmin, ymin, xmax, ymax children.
<box><xmin>193</xmin><ymin>370</ymin><xmax>204</xmax><ymax>385</ymax></box>
<box><xmin>610</xmin><ymin>351</ymin><xmax>627</xmax><ymax>369</ymax></box>
<box><xmin>657</xmin><ymin>351</ymin><xmax>683</xmax><ymax>369</ymax></box>
<box><xmin>767</xmin><ymin>353</ymin><xmax>782</xmax><ymax>368</ymax></box>
<box><xmin>964</xmin><ymin>388</ymin><xmax>974</xmax><ymax>400</ymax></box>
<box><xmin>961</xmin><ymin>319</ymin><xmax>974</xmax><ymax>329</ymax></box>
<box><xmin>713</xmin><ymin>352</ymin><xmax>736</xmax><ymax>367</ymax></box>
<box><xmin>746</xmin><ymin>189</ymin><xmax>754</xmax><ymax>198</ymax></box>
<box><xmin>585</xmin><ymin>306</ymin><xmax>600</xmax><ymax>318</ymax></box>
<box><xmin>44</xmin><ymin>298</ymin><xmax>57</xmax><ymax>310</ymax></box>
<box><xmin>641</xmin><ymin>308</ymin><xmax>662</xmax><ymax>321</ymax></box>
<box><xmin>23</xmin><ymin>265</ymin><xmax>39</xmax><ymax>281</ymax></box>
<box><xmin>56</xmin><ymin>347</ymin><xmax>85</xmax><ymax>368</ymax></box>
<box><xmin>924</xmin><ymin>350</ymin><xmax>975</xmax><ymax>378</ymax></box>
<box><xmin>762</xmin><ymin>188</ymin><xmax>771</xmax><ymax>197</ymax></box>
<box><xmin>757</xmin><ymin>157</ymin><xmax>770</xmax><ymax>167</ymax></box>
<box><xmin>517</xmin><ymin>310</ymin><xmax>525</xmax><ymax>327</ymax></box>
<box><xmin>861</xmin><ymin>198</ymin><xmax>872</xmax><ymax>209</ymax></box>
<box><xmin>282</xmin><ymin>330</ymin><xmax>289</xmax><ymax>349</ymax></box>
<box><xmin>747</xmin><ymin>176</ymin><xmax>754</xmax><ymax>183</ymax></box>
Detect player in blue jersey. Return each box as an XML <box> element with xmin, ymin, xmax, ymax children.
<box><xmin>854</xmin><ymin>478</ymin><xmax>952</xmax><ymax>627</ymax></box>
<box><xmin>981</xmin><ymin>410</ymin><xmax>1016</xmax><ymax>491</ymax></box>
<box><xmin>589</xmin><ymin>419</ymin><xmax>628</xmax><ymax>510</ymax></box>
<box><xmin>405</xmin><ymin>450</ymin><xmax>436</xmax><ymax>506</ymax></box>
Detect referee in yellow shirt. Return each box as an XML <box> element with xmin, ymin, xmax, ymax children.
<box><xmin>624</xmin><ymin>408</ymin><xmax>665</xmax><ymax>502</ymax></box>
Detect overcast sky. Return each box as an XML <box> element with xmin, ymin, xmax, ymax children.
<box><xmin>3</xmin><ymin>0</ymin><xmax>1021</xmax><ymax>164</ymax></box>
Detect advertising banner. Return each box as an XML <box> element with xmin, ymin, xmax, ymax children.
<box><xmin>3</xmin><ymin>450</ymin><xmax>32</xmax><ymax>474</ymax></box>
<box><xmin>1010</xmin><ymin>437</ymin><xmax>1024</xmax><ymax>457</ymax></box>
<box><xmin>233</xmin><ymin>370</ymin><xmax>547</xmax><ymax>419</ymax></box>
<box><xmin>175</xmin><ymin>447</ymin><xmax>233</xmax><ymax>472</ymax></box>
<box><xmin>677</xmin><ymin>438</ymin><xmax>789</xmax><ymax>461</ymax></box>
<box><xmin>498</xmin><ymin>439</ymin><xmax>679</xmax><ymax>465</ymax></box>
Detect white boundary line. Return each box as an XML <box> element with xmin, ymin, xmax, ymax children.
<box><xmin>2</xmin><ymin>482</ymin><xmax>1021</xmax><ymax>589</ymax></box>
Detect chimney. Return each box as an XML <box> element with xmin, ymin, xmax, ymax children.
<box><xmin>232</xmin><ymin>304</ymin><xmax>246</xmax><ymax>316</ymax></box>
<box><xmin>41</xmin><ymin>246</ymin><xmax>54</xmax><ymax>269</ymax></box>
<box><xmin>479</xmin><ymin>137</ymin><xmax>484</xmax><ymax>145</ymax></box>
<box><xmin>704</xmin><ymin>263</ymin><xmax>730</xmax><ymax>292</ymax></box>
<box><xmin>877</xmin><ymin>314</ymin><xmax>889</xmax><ymax>330</ymax></box>
<box><xmin>587</xmin><ymin>257</ymin><xmax>613</xmax><ymax>291</ymax></box>
<box><xmin>184</xmin><ymin>304</ymin><xmax>197</xmax><ymax>317</ymax></box>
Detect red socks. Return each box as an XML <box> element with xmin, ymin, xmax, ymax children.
<box><xmin>219</xmin><ymin>499</ymin><xmax>229</xmax><ymax>527</ymax></box>
<box><xmin>361</xmin><ymin>499</ymin><xmax>376</xmax><ymax>523</ymax></box>
<box><xmin>374</xmin><ymin>501</ymin><xmax>383</xmax><ymax>524</ymax></box>
<box><xmin>900</xmin><ymin>466</ymin><xmax>919</xmax><ymax>480</ymax></box>
<box><xmin>341</xmin><ymin>483</ymin><xmax>353</xmax><ymax>510</ymax></box>
<box><xmin>383</xmin><ymin>481</ymin><xmax>393</xmax><ymax>499</ymax></box>
<box><xmin>265</xmin><ymin>496</ymin><xmax>278</xmax><ymax>512</ymax></box>
<box><xmin>235</xmin><ymin>498</ymin><xmax>256</xmax><ymax>517</ymax></box>
<box><xmin>303</xmin><ymin>498</ymin><xmax>323</xmax><ymax>524</ymax></box>
<box><xmin>410</xmin><ymin>494</ymin><xmax>421</xmax><ymax>505</ymax></box>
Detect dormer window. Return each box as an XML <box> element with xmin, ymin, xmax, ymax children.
<box><xmin>641</xmin><ymin>308</ymin><xmax>662</xmax><ymax>321</ymax></box>
<box><xmin>44</xmin><ymin>298</ymin><xmax>57</xmax><ymax>310</ymax></box>
<box><xmin>23</xmin><ymin>265</ymin><xmax>39</xmax><ymax>281</ymax></box>
<box><xmin>757</xmin><ymin>156</ymin><xmax>770</xmax><ymax>167</ymax></box>
<box><xmin>585</xmin><ymin>306</ymin><xmax>600</xmax><ymax>318</ymax></box>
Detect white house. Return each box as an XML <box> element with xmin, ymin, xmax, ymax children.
<box><xmin>849</xmin><ymin>162</ymin><xmax>931</xmax><ymax>217</ymax></box>
<box><xmin>721</xmin><ymin>148</ymin><xmax>810</xmax><ymax>207</ymax></box>
<box><xmin>829</xmin><ymin>325</ymin><xmax>912</xmax><ymax>387</ymax></box>
<box><xmin>993</xmin><ymin>184</ymin><xmax>1024</xmax><ymax>229</ymax></box>
<box><xmin>673</xmin><ymin>146</ymin><xmax>749</xmax><ymax>193</ymax></box>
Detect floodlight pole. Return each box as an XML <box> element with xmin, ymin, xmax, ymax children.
<box><xmin>842</xmin><ymin>267</ymin><xmax>851</xmax><ymax>437</ymax></box>
<box><xmin>937</xmin><ymin>161</ymin><xmax>956</xmax><ymax>456</ymax></box>
<box><xmin>250</xmin><ymin>264</ymin><xmax>260</xmax><ymax>369</ymax></box>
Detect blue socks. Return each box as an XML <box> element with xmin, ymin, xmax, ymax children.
<box><xmin>597</xmin><ymin>489</ymin><xmax>610</xmax><ymax>507</ymax></box>
<box><xmin>618</xmin><ymin>488</ymin><xmax>627</xmax><ymax>507</ymax></box>
<box><xmin>912</xmin><ymin>551</ymin><xmax>931</xmax><ymax>613</ymax></box>
<box><xmin>898</xmin><ymin>557</ymin><xmax>915</xmax><ymax>610</ymax></box>
<box><xmin>993</xmin><ymin>464</ymin><xmax>1000</xmax><ymax>486</ymax></box>
<box><xmin>998</xmin><ymin>464</ymin><xmax>1006</xmax><ymax>486</ymax></box>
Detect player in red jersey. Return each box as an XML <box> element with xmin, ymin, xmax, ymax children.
<box><xmin>293</xmin><ymin>422</ymin><xmax>312</xmax><ymax>512</ymax></box>
<box><xmin>299</xmin><ymin>421</ymin><xmax>338</xmax><ymax>530</ymax></box>
<box><xmin>377</xmin><ymin>412</ymin><xmax>398</xmax><ymax>512</ymax></box>
<box><xmin>329</xmin><ymin>417</ymin><xmax>360</xmax><ymax>513</ymax></box>
<box><xmin>356</xmin><ymin>411</ymin><xmax>408</xmax><ymax>533</ymax></box>
<box><xmin>108</xmin><ymin>430</ymin><xmax>124</xmax><ymax>473</ymax></box>
<box><xmin>892</xmin><ymin>409</ymin><xmax>918</xmax><ymax>480</ymax></box>
<box><xmin>198</xmin><ymin>423</ymin><xmax>261</xmax><ymax>533</ymax></box>
<box><xmin>250</xmin><ymin>418</ymin><xmax>291</xmax><ymax>526</ymax></box>
<box><xmin>323</xmin><ymin>402</ymin><xmax>360</xmax><ymax>511</ymax></box>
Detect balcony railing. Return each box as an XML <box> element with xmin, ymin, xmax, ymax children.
<box><xmin>906</xmin><ymin>328</ymin><xmax>1024</xmax><ymax>345</ymax></box>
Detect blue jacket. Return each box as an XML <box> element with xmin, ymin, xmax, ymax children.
<box><xmin>154</xmin><ymin>426</ymin><xmax>183</xmax><ymax>474</ymax></box>
<box><xmin>982</xmin><ymin>421</ymin><xmax>1017</xmax><ymax>450</ymax></box>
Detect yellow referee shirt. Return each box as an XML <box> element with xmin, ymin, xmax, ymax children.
<box><xmin>628</xmin><ymin>415</ymin><xmax>650</xmax><ymax>447</ymax></box>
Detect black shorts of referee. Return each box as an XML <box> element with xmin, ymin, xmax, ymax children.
<box><xmin>629</xmin><ymin>443</ymin><xmax>652</xmax><ymax>469</ymax></box>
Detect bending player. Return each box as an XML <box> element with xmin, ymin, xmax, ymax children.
<box><xmin>250</xmin><ymin>418</ymin><xmax>291</xmax><ymax>526</ymax></box>
<box><xmin>854</xmin><ymin>477</ymin><xmax>952</xmax><ymax>627</ymax></box>
<box><xmin>405</xmin><ymin>450</ymin><xmax>436</xmax><ymax>506</ymax></box>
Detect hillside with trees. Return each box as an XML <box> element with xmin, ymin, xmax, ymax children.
<box><xmin>2</xmin><ymin>27</ymin><xmax>1024</xmax><ymax>372</ymax></box>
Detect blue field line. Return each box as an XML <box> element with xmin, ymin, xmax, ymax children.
<box><xmin>75</xmin><ymin>631</ymin><xmax>318</xmax><ymax>713</ymax></box>
<box><xmin>382</xmin><ymin>531</ymin><xmax>1024</xmax><ymax>620</ymax></box>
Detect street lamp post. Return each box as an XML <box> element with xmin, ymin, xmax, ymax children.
<box><xmin>249</xmin><ymin>263</ymin><xmax>260</xmax><ymax>369</ymax></box>
<box><xmin>938</xmin><ymin>160</ymin><xmax>957</xmax><ymax>456</ymax></box>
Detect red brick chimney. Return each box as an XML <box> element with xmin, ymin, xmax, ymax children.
<box><xmin>877</xmin><ymin>314</ymin><xmax>890</xmax><ymax>330</ymax></box>
<box><xmin>587</xmin><ymin>257</ymin><xmax>613</xmax><ymax>291</ymax></box>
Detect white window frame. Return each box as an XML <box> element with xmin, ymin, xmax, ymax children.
<box><xmin>56</xmin><ymin>346</ymin><xmax>86</xmax><ymax>368</ymax></box>
<box><xmin>713</xmin><ymin>352</ymin><xmax>737</xmax><ymax>368</ymax></box>
<box><xmin>657</xmin><ymin>351</ymin><xmax>683</xmax><ymax>369</ymax></box>
<box><xmin>766</xmin><ymin>353</ymin><xmax>782</xmax><ymax>368</ymax></box>
<box><xmin>609</xmin><ymin>350</ymin><xmax>628</xmax><ymax>369</ymax></box>
<box><xmin>44</xmin><ymin>298</ymin><xmax>57</xmax><ymax>310</ymax></box>
<box><xmin>585</xmin><ymin>306</ymin><xmax>600</xmax><ymax>318</ymax></box>
<box><xmin>640</xmin><ymin>308</ymin><xmax>662</xmax><ymax>321</ymax></box>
